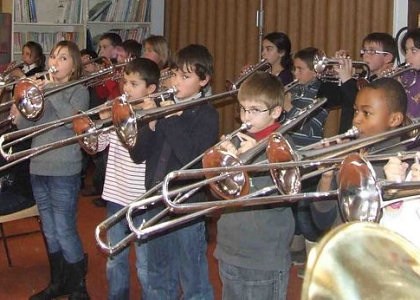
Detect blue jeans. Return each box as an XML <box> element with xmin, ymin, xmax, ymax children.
<box><xmin>106</xmin><ymin>202</ymin><xmax>148</xmax><ymax>300</ymax></box>
<box><xmin>146</xmin><ymin>208</ymin><xmax>213</xmax><ymax>300</ymax></box>
<box><xmin>30</xmin><ymin>174</ymin><xmax>84</xmax><ymax>263</ymax></box>
<box><xmin>218</xmin><ymin>260</ymin><xmax>289</xmax><ymax>300</ymax></box>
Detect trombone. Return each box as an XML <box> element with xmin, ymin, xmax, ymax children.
<box><xmin>129</xmin><ymin>151</ymin><xmax>420</xmax><ymax>239</ymax></box>
<box><xmin>0</xmin><ymin>66</ymin><xmax>57</xmax><ymax>115</ymax></box>
<box><xmin>225</xmin><ymin>59</ymin><xmax>271</xmax><ymax>90</ymax></box>
<box><xmin>95</xmin><ymin>97</ymin><xmax>327</xmax><ymax>255</ymax></box>
<box><xmin>155</xmin><ymin>120</ymin><xmax>420</xmax><ymax>214</ymax></box>
<box><xmin>0</xmin><ymin>88</ymin><xmax>176</xmax><ymax>172</ymax></box>
<box><xmin>123</xmin><ymin>98</ymin><xmax>328</xmax><ymax>236</ymax></box>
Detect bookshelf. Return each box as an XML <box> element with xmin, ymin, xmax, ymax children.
<box><xmin>11</xmin><ymin>0</ymin><xmax>164</xmax><ymax>61</ymax></box>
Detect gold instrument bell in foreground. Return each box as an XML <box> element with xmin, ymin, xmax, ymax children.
<box><xmin>301</xmin><ymin>222</ymin><xmax>420</xmax><ymax>300</ymax></box>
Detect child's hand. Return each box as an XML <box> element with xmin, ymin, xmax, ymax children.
<box><xmin>161</xmin><ymin>100</ymin><xmax>182</xmax><ymax>118</ymax></box>
<box><xmin>219</xmin><ymin>135</ymin><xmax>238</xmax><ymax>156</ymax></box>
<box><xmin>34</xmin><ymin>78</ymin><xmax>50</xmax><ymax>90</ymax></box>
<box><xmin>384</xmin><ymin>157</ymin><xmax>408</xmax><ymax>182</ymax></box>
<box><xmin>134</xmin><ymin>98</ymin><xmax>156</xmax><ymax>111</ymax></box>
<box><xmin>334</xmin><ymin>50</ymin><xmax>353</xmax><ymax>84</ymax></box>
<box><xmin>9</xmin><ymin>104</ymin><xmax>19</xmax><ymax>125</ymax></box>
<box><xmin>236</xmin><ymin>132</ymin><xmax>256</xmax><ymax>154</ymax></box>
<box><xmin>410</xmin><ymin>152</ymin><xmax>420</xmax><ymax>181</ymax></box>
<box><xmin>99</xmin><ymin>108</ymin><xmax>112</xmax><ymax>120</ymax></box>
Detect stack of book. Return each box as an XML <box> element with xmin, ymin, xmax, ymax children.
<box><xmin>89</xmin><ymin>0</ymin><xmax>151</xmax><ymax>22</ymax></box>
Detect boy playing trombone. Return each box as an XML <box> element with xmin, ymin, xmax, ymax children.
<box><xmin>215</xmin><ymin>71</ymin><xmax>294</xmax><ymax>300</ymax></box>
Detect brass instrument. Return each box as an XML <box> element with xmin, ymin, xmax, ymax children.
<box><xmin>0</xmin><ymin>67</ymin><xmax>57</xmax><ymax>114</ymax></box>
<box><xmin>225</xmin><ymin>59</ymin><xmax>271</xmax><ymax>90</ymax></box>
<box><xmin>0</xmin><ymin>61</ymin><xmax>25</xmax><ymax>84</ymax></box>
<box><xmin>124</xmin><ymin>98</ymin><xmax>328</xmax><ymax>236</ymax></box>
<box><xmin>95</xmin><ymin>123</ymin><xmax>250</xmax><ymax>255</ymax></box>
<box><xmin>96</xmin><ymin>98</ymin><xmax>327</xmax><ymax>255</ymax></box>
<box><xmin>380</xmin><ymin>62</ymin><xmax>417</xmax><ymax>89</ymax></box>
<box><xmin>127</xmin><ymin>151</ymin><xmax>420</xmax><ymax>239</ymax></box>
<box><xmin>0</xmin><ymin>88</ymin><xmax>176</xmax><ymax>172</ymax></box>
<box><xmin>155</xmin><ymin>120</ymin><xmax>420</xmax><ymax>214</ymax></box>
<box><xmin>301</xmin><ymin>222</ymin><xmax>420</xmax><ymax>300</ymax></box>
<box><xmin>313</xmin><ymin>54</ymin><xmax>370</xmax><ymax>85</ymax></box>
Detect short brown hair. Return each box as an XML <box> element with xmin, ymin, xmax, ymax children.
<box><xmin>238</xmin><ymin>72</ymin><xmax>284</xmax><ymax>109</ymax></box>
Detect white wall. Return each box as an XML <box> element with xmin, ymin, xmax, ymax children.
<box><xmin>393</xmin><ymin>0</ymin><xmax>408</xmax><ymax>63</ymax></box>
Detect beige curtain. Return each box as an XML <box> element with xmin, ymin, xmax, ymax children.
<box><xmin>165</xmin><ymin>0</ymin><xmax>394</xmax><ymax>135</ymax></box>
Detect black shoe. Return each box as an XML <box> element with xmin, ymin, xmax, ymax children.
<box><xmin>29</xmin><ymin>252</ymin><xmax>71</xmax><ymax>300</ymax></box>
<box><xmin>92</xmin><ymin>198</ymin><xmax>106</xmax><ymax>207</ymax></box>
<box><xmin>67</xmin><ymin>255</ymin><xmax>90</xmax><ymax>300</ymax></box>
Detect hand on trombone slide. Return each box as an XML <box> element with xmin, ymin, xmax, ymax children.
<box><xmin>219</xmin><ymin>132</ymin><xmax>256</xmax><ymax>156</ymax></box>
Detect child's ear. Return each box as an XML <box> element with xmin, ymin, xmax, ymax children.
<box><xmin>199</xmin><ymin>75</ymin><xmax>210</xmax><ymax>88</ymax></box>
<box><xmin>270</xmin><ymin>105</ymin><xmax>282</xmax><ymax>119</ymax></box>
<box><xmin>384</xmin><ymin>53</ymin><xmax>394</xmax><ymax>64</ymax></box>
<box><xmin>147</xmin><ymin>83</ymin><xmax>157</xmax><ymax>94</ymax></box>
<box><xmin>388</xmin><ymin>111</ymin><xmax>404</xmax><ymax>128</ymax></box>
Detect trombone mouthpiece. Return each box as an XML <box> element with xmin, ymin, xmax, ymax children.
<box><xmin>49</xmin><ymin>66</ymin><xmax>57</xmax><ymax>73</ymax></box>
<box><xmin>241</xmin><ymin>122</ymin><xmax>252</xmax><ymax>130</ymax></box>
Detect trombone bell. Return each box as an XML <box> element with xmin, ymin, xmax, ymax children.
<box><xmin>13</xmin><ymin>78</ymin><xmax>45</xmax><ymax>120</ymax></box>
<box><xmin>202</xmin><ymin>147</ymin><xmax>250</xmax><ymax>199</ymax></box>
<box><xmin>112</xmin><ymin>94</ymin><xmax>138</xmax><ymax>148</ymax></box>
<box><xmin>73</xmin><ymin>114</ymin><xmax>99</xmax><ymax>154</ymax></box>
<box><xmin>338</xmin><ymin>154</ymin><xmax>382</xmax><ymax>222</ymax></box>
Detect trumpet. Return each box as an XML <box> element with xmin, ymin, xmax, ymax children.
<box><xmin>379</xmin><ymin>62</ymin><xmax>417</xmax><ymax>89</ymax></box>
<box><xmin>225</xmin><ymin>59</ymin><xmax>271</xmax><ymax>90</ymax></box>
<box><xmin>0</xmin><ymin>61</ymin><xmax>25</xmax><ymax>83</ymax></box>
<box><xmin>313</xmin><ymin>54</ymin><xmax>370</xmax><ymax>85</ymax></box>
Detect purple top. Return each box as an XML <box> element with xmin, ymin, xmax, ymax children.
<box><xmin>403</xmin><ymin>71</ymin><xmax>420</xmax><ymax>119</ymax></box>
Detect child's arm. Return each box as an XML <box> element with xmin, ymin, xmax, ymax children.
<box><xmin>48</xmin><ymin>85</ymin><xmax>90</xmax><ymax>128</ymax></box>
<box><xmin>157</xmin><ymin>106</ymin><xmax>219</xmax><ymax>165</ymax></box>
<box><xmin>128</xmin><ymin>124</ymin><xmax>155</xmax><ymax>164</ymax></box>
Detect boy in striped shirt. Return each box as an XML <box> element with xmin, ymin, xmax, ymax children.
<box><xmin>96</xmin><ymin>58</ymin><xmax>160</xmax><ymax>300</ymax></box>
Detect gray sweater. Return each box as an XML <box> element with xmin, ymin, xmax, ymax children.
<box><xmin>16</xmin><ymin>83</ymin><xmax>89</xmax><ymax>176</ymax></box>
<box><xmin>214</xmin><ymin>134</ymin><xmax>295</xmax><ymax>271</ymax></box>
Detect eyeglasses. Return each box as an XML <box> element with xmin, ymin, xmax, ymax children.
<box><xmin>239</xmin><ymin>104</ymin><xmax>272</xmax><ymax>115</ymax></box>
<box><xmin>360</xmin><ymin>49</ymin><xmax>391</xmax><ymax>56</ymax></box>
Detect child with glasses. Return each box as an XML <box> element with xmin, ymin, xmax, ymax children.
<box><xmin>334</xmin><ymin>32</ymin><xmax>398</xmax><ymax>132</ymax></box>
<box><xmin>215</xmin><ymin>71</ymin><xmax>294</xmax><ymax>300</ymax></box>
<box><xmin>400</xmin><ymin>28</ymin><xmax>420</xmax><ymax>119</ymax></box>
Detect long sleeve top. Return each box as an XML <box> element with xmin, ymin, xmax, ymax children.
<box><xmin>16</xmin><ymin>83</ymin><xmax>89</xmax><ymax>176</ymax></box>
<box><xmin>97</xmin><ymin>131</ymin><xmax>146</xmax><ymax>206</ymax></box>
<box><xmin>214</xmin><ymin>124</ymin><xmax>295</xmax><ymax>271</ymax></box>
<box><xmin>129</xmin><ymin>94</ymin><xmax>219</xmax><ymax>193</ymax></box>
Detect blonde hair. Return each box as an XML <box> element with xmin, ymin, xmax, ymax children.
<box><xmin>143</xmin><ymin>35</ymin><xmax>169</xmax><ymax>69</ymax></box>
<box><xmin>238</xmin><ymin>72</ymin><xmax>284</xmax><ymax>109</ymax></box>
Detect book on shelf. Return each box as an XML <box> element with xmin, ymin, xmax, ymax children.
<box><xmin>88</xmin><ymin>0</ymin><xmax>112</xmax><ymax>21</ymax></box>
<box><xmin>98</xmin><ymin>0</ymin><xmax>151</xmax><ymax>23</ymax></box>
<box><xmin>14</xmin><ymin>31</ymin><xmax>80</xmax><ymax>54</ymax></box>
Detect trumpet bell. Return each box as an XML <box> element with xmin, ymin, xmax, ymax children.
<box><xmin>73</xmin><ymin>114</ymin><xmax>98</xmax><ymax>154</ymax></box>
<box><xmin>338</xmin><ymin>154</ymin><xmax>381</xmax><ymax>222</ymax></box>
<box><xmin>112</xmin><ymin>94</ymin><xmax>138</xmax><ymax>148</ymax></box>
<box><xmin>301</xmin><ymin>222</ymin><xmax>420</xmax><ymax>300</ymax></box>
<box><xmin>13</xmin><ymin>78</ymin><xmax>44</xmax><ymax>120</ymax></box>
<box><xmin>266</xmin><ymin>133</ymin><xmax>301</xmax><ymax>194</ymax></box>
<box><xmin>202</xmin><ymin>147</ymin><xmax>250</xmax><ymax>199</ymax></box>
